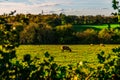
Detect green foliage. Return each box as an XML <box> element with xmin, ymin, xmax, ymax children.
<box><xmin>0</xmin><ymin>21</ymin><xmax>20</xmax><ymax>79</ymax></box>
<box><xmin>73</xmin><ymin>25</ymin><xmax>120</xmax><ymax>44</ymax></box>
<box><xmin>98</xmin><ymin>28</ymin><xmax>113</xmax><ymax>43</ymax></box>
<box><xmin>77</xmin><ymin>29</ymin><xmax>98</xmax><ymax>44</ymax></box>
<box><xmin>56</xmin><ymin>24</ymin><xmax>76</xmax><ymax>44</ymax></box>
<box><xmin>20</xmin><ymin>23</ymin><xmax>54</xmax><ymax>44</ymax></box>
<box><xmin>92</xmin><ymin>46</ymin><xmax>120</xmax><ymax>79</ymax></box>
<box><xmin>112</xmin><ymin>0</ymin><xmax>120</xmax><ymax>25</ymax></box>
<box><xmin>112</xmin><ymin>0</ymin><xmax>119</xmax><ymax>10</ymax></box>
<box><xmin>97</xmin><ymin>51</ymin><xmax>105</xmax><ymax>63</ymax></box>
<box><xmin>0</xmin><ymin>13</ymin><xmax>119</xmax><ymax>44</ymax></box>
<box><xmin>44</xmin><ymin>51</ymin><xmax>50</xmax><ymax>58</ymax></box>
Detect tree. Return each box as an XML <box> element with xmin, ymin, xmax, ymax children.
<box><xmin>98</xmin><ymin>28</ymin><xmax>115</xmax><ymax>43</ymax></box>
<box><xmin>75</xmin><ymin>29</ymin><xmax>98</xmax><ymax>44</ymax></box>
<box><xmin>112</xmin><ymin>0</ymin><xmax>119</xmax><ymax>10</ymax></box>
<box><xmin>56</xmin><ymin>24</ymin><xmax>75</xmax><ymax>44</ymax></box>
<box><xmin>112</xmin><ymin>0</ymin><xmax>120</xmax><ymax>26</ymax></box>
<box><xmin>20</xmin><ymin>23</ymin><xmax>55</xmax><ymax>44</ymax></box>
<box><xmin>20</xmin><ymin>23</ymin><xmax>39</xmax><ymax>44</ymax></box>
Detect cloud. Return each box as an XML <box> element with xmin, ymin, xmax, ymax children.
<box><xmin>28</xmin><ymin>0</ymin><xmax>38</xmax><ymax>2</ymax></box>
<box><xmin>28</xmin><ymin>0</ymin><xmax>42</xmax><ymax>4</ymax></box>
<box><xmin>40</xmin><ymin>2</ymin><xmax>60</xmax><ymax>7</ymax></box>
<box><xmin>0</xmin><ymin>0</ymin><xmax>68</xmax><ymax>14</ymax></box>
<box><xmin>0</xmin><ymin>2</ymin><xmax>33</xmax><ymax>14</ymax></box>
<box><xmin>0</xmin><ymin>0</ymin><xmax>114</xmax><ymax>16</ymax></box>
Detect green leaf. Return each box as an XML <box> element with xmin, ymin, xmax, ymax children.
<box><xmin>49</xmin><ymin>56</ymin><xmax>54</xmax><ymax>62</ymax></box>
<box><xmin>44</xmin><ymin>52</ymin><xmax>50</xmax><ymax>58</ymax></box>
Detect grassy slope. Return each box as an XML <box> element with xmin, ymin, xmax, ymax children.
<box><xmin>73</xmin><ymin>24</ymin><xmax>119</xmax><ymax>32</ymax></box>
<box><xmin>16</xmin><ymin>45</ymin><xmax>119</xmax><ymax>66</ymax></box>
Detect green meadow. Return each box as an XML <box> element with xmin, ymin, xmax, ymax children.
<box><xmin>16</xmin><ymin>44</ymin><xmax>120</xmax><ymax>66</ymax></box>
<box><xmin>73</xmin><ymin>24</ymin><xmax>119</xmax><ymax>32</ymax></box>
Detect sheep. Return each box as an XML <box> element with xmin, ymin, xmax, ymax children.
<box><xmin>61</xmin><ymin>45</ymin><xmax>72</xmax><ymax>52</ymax></box>
<box><xmin>90</xmin><ymin>44</ymin><xmax>94</xmax><ymax>46</ymax></box>
<box><xmin>100</xmin><ymin>43</ymin><xmax>105</xmax><ymax>47</ymax></box>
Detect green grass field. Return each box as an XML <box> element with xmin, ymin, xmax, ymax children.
<box><xmin>15</xmin><ymin>44</ymin><xmax>120</xmax><ymax>66</ymax></box>
<box><xmin>73</xmin><ymin>24</ymin><xmax>119</xmax><ymax>32</ymax></box>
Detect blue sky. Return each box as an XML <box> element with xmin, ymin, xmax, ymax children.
<box><xmin>0</xmin><ymin>0</ymin><xmax>115</xmax><ymax>16</ymax></box>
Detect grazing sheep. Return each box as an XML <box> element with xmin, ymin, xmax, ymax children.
<box><xmin>61</xmin><ymin>46</ymin><xmax>72</xmax><ymax>52</ymax></box>
<box><xmin>90</xmin><ymin>44</ymin><xmax>94</xmax><ymax>46</ymax></box>
<box><xmin>100</xmin><ymin>43</ymin><xmax>105</xmax><ymax>47</ymax></box>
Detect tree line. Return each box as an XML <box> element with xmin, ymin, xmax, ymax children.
<box><xmin>0</xmin><ymin>13</ymin><xmax>119</xmax><ymax>44</ymax></box>
<box><xmin>1</xmin><ymin>13</ymin><xmax>118</xmax><ymax>25</ymax></box>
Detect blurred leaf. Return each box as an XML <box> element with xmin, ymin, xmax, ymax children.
<box><xmin>23</xmin><ymin>54</ymin><xmax>31</xmax><ymax>62</ymax></box>
<box><xmin>49</xmin><ymin>56</ymin><xmax>54</xmax><ymax>62</ymax></box>
<box><xmin>44</xmin><ymin>52</ymin><xmax>50</xmax><ymax>58</ymax></box>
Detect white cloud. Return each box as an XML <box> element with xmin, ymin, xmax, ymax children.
<box><xmin>0</xmin><ymin>2</ymin><xmax>28</xmax><ymax>14</ymax></box>
<box><xmin>0</xmin><ymin>0</ymin><xmax>114</xmax><ymax>16</ymax></box>
<box><xmin>28</xmin><ymin>0</ymin><xmax>38</xmax><ymax>2</ymax></box>
<box><xmin>28</xmin><ymin>0</ymin><xmax>42</xmax><ymax>4</ymax></box>
<box><xmin>40</xmin><ymin>2</ymin><xmax>60</xmax><ymax>7</ymax></box>
<box><xmin>0</xmin><ymin>0</ymin><xmax>68</xmax><ymax>14</ymax></box>
<box><xmin>0</xmin><ymin>2</ymin><xmax>40</xmax><ymax>14</ymax></box>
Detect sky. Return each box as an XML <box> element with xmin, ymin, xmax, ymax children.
<box><xmin>0</xmin><ymin>0</ymin><xmax>116</xmax><ymax>16</ymax></box>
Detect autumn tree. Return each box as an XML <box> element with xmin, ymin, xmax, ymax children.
<box><xmin>55</xmin><ymin>24</ymin><xmax>75</xmax><ymax>44</ymax></box>
<box><xmin>98</xmin><ymin>28</ymin><xmax>115</xmax><ymax>43</ymax></box>
<box><xmin>75</xmin><ymin>29</ymin><xmax>98</xmax><ymax>44</ymax></box>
